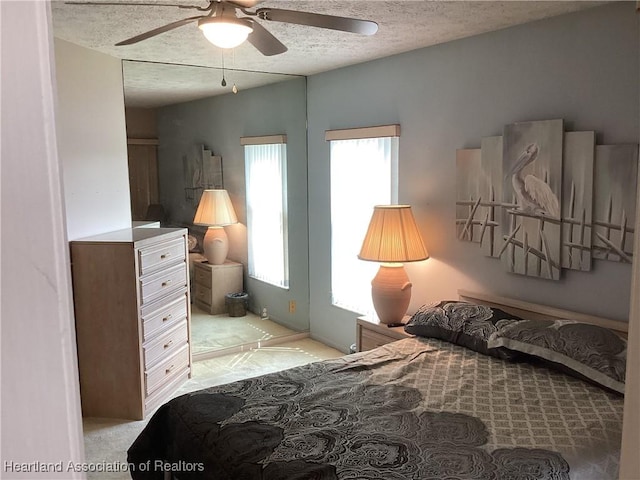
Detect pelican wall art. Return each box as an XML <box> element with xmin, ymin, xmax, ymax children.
<box><xmin>456</xmin><ymin>118</ymin><xmax>638</xmax><ymax>281</ymax></box>
<box><xmin>502</xmin><ymin>120</ymin><xmax>563</xmax><ymax>280</ymax></box>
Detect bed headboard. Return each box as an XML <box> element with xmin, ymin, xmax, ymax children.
<box><xmin>458</xmin><ymin>289</ymin><xmax>628</xmax><ymax>336</ymax></box>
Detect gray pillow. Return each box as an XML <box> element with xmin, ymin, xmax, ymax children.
<box><xmin>404</xmin><ymin>301</ymin><xmax>523</xmax><ymax>360</ymax></box>
<box><xmin>487</xmin><ymin>319</ymin><xmax>626</xmax><ymax>394</ymax></box>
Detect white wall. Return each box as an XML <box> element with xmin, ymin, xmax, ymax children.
<box><xmin>55</xmin><ymin>39</ymin><xmax>131</xmax><ymax>240</ymax></box>
<box><xmin>1</xmin><ymin>2</ymin><xmax>85</xmax><ymax>477</ymax></box>
<box><xmin>307</xmin><ymin>2</ymin><xmax>639</xmax><ymax>353</ymax></box>
<box><xmin>2</xmin><ymin>4</ymin><xmax>135</xmax><ymax>475</ymax></box>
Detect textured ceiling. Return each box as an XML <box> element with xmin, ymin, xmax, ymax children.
<box><xmin>51</xmin><ymin>0</ymin><xmax>606</xmax><ymax>107</ymax></box>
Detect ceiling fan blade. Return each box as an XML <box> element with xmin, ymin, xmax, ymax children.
<box><xmin>65</xmin><ymin>1</ymin><xmax>206</xmax><ymax>8</ymax></box>
<box><xmin>256</xmin><ymin>8</ymin><xmax>378</xmax><ymax>36</ymax></box>
<box><xmin>226</xmin><ymin>0</ymin><xmax>262</xmax><ymax>8</ymax></box>
<box><xmin>246</xmin><ymin>20</ymin><xmax>287</xmax><ymax>56</ymax></box>
<box><xmin>115</xmin><ymin>15</ymin><xmax>203</xmax><ymax>46</ymax></box>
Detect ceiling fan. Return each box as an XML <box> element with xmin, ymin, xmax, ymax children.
<box><xmin>65</xmin><ymin>1</ymin><xmax>379</xmax><ymax>56</ymax></box>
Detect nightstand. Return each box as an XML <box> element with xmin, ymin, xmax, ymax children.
<box><xmin>356</xmin><ymin>315</ymin><xmax>413</xmax><ymax>352</ymax></box>
<box><xmin>193</xmin><ymin>260</ymin><xmax>243</xmax><ymax>314</ymax></box>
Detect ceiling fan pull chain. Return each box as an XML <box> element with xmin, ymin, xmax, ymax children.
<box><xmin>221</xmin><ymin>50</ymin><xmax>227</xmax><ymax>87</ymax></box>
<box><xmin>230</xmin><ymin>48</ymin><xmax>238</xmax><ymax>93</ymax></box>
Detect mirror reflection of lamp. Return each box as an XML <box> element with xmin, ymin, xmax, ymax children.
<box><xmin>358</xmin><ymin>205</ymin><xmax>428</xmax><ymax>324</ymax></box>
<box><xmin>193</xmin><ymin>189</ymin><xmax>238</xmax><ymax>265</ymax></box>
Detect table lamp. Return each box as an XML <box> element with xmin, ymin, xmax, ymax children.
<box><xmin>193</xmin><ymin>189</ymin><xmax>238</xmax><ymax>265</ymax></box>
<box><xmin>358</xmin><ymin>205</ymin><xmax>428</xmax><ymax>324</ymax></box>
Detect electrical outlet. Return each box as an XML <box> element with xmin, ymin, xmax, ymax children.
<box><xmin>289</xmin><ymin>300</ymin><xmax>296</xmax><ymax>314</ymax></box>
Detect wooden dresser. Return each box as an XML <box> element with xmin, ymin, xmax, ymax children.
<box><xmin>70</xmin><ymin>227</ymin><xmax>191</xmax><ymax>420</ymax></box>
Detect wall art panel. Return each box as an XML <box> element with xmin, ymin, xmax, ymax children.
<box><xmin>480</xmin><ymin>136</ymin><xmax>503</xmax><ymax>258</ymax></box>
<box><xmin>561</xmin><ymin>131</ymin><xmax>595</xmax><ymax>271</ymax></box>
<box><xmin>501</xmin><ymin>119</ymin><xmax>564</xmax><ymax>280</ymax></box>
<box><xmin>593</xmin><ymin>144</ymin><xmax>638</xmax><ymax>263</ymax></box>
<box><xmin>182</xmin><ymin>144</ymin><xmax>223</xmax><ymax>206</ymax></box>
<box><xmin>455</xmin><ymin>148</ymin><xmax>482</xmax><ymax>243</ymax></box>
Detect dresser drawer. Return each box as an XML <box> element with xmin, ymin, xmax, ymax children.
<box><xmin>139</xmin><ymin>263</ymin><xmax>187</xmax><ymax>306</ymax></box>
<box><xmin>138</xmin><ymin>237</ymin><xmax>186</xmax><ymax>276</ymax></box>
<box><xmin>145</xmin><ymin>368</ymin><xmax>190</xmax><ymax>414</ymax></box>
<box><xmin>143</xmin><ymin>321</ymin><xmax>189</xmax><ymax>368</ymax></box>
<box><xmin>194</xmin><ymin>283</ymin><xmax>212</xmax><ymax>307</ymax></box>
<box><xmin>360</xmin><ymin>329</ymin><xmax>399</xmax><ymax>352</ymax></box>
<box><xmin>194</xmin><ymin>264</ymin><xmax>212</xmax><ymax>288</ymax></box>
<box><xmin>145</xmin><ymin>344</ymin><xmax>190</xmax><ymax>396</ymax></box>
<box><xmin>141</xmin><ymin>293</ymin><xmax>188</xmax><ymax>342</ymax></box>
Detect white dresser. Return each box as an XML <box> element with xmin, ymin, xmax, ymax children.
<box><xmin>192</xmin><ymin>260</ymin><xmax>243</xmax><ymax>314</ymax></box>
<box><xmin>70</xmin><ymin>227</ymin><xmax>191</xmax><ymax>420</ymax></box>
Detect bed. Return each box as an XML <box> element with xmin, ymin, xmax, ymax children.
<box><xmin>127</xmin><ymin>290</ymin><xmax>627</xmax><ymax>479</ymax></box>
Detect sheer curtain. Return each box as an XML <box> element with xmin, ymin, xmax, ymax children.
<box><xmin>330</xmin><ymin>137</ymin><xmax>398</xmax><ymax>315</ymax></box>
<box><xmin>244</xmin><ymin>143</ymin><xmax>289</xmax><ymax>288</ymax></box>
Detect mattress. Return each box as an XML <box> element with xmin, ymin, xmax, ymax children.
<box><xmin>128</xmin><ymin>336</ymin><xmax>624</xmax><ymax>479</ymax></box>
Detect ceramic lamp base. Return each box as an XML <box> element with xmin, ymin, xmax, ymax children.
<box><xmin>371</xmin><ymin>263</ymin><xmax>412</xmax><ymax>324</ymax></box>
<box><xmin>203</xmin><ymin>226</ymin><xmax>229</xmax><ymax>265</ymax></box>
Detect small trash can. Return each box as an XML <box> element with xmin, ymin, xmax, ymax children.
<box><xmin>225</xmin><ymin>292</ymin><xmax>249</xmax><ymax>317</ymax></box>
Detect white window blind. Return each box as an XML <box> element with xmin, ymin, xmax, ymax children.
<box><xmin>329</xmin><ymin>131</ymin><xmax>398</xmax><ymax>315</ymax></box>
<box><xmin>244</xmin><ymin>141</ymin><xmax>289</xmax><ymax>288</ymax></box>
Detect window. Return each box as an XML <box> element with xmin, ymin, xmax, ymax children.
<box><xmin>243</xmin><ymin>136</ymin><xmax>288</xmax><ymax>288</ymax></box>
<box><xmin>327</xmin><ymin>125</ymin><xmax>399</xmax><ymax>315</ymax></box>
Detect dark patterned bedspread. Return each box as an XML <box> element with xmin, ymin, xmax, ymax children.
<box><xmin>128</xmin><ymin>337</ymin><xmax>623</xmax><ymax>480</ymax></box>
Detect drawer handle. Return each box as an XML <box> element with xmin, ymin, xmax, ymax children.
<box><xmin>165</xmin><ymin>365</ymin><xmax>174</xmax><ymax>374</ymax></box>
<box><xmin>163</xmin><ymin>340</ymin><xmax>173</xmax><ymax>349</ymax></box>
<box><xmin>161</xmin><ymin>280</ymin><xmax>172</xmax><ymax>287</ymax></box>
<box><xmin>162</xmin><ymin>314</ymin><xmax>172</xmax><ymax>322</ymax></box>
<box><xmin>160</xmin><ymin>253</ymin><xmax>171</xmax><ymax>259</ymax></box>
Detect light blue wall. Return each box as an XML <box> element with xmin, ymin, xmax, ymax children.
<box><xmin>307</xmin><ymin>2</ymin><xmax>639</xmax><ymax>352</ymax></box>
<box><xmin>157</xmin><ymin>77</ymin><xmax>309</xmax><ymax>331</ymax></box>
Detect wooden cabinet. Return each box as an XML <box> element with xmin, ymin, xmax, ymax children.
<box><xmin>192</xmin><ymin>260</ymin><xmax>243</xmax><ymax>314</ymax></box>
<box><xmin>70</xmin><ymin>227</ymin><xmax>191</xmax><ymax>420</ymax></box>
<box><xmin>356</xmin><ymin>316</ymin><xmax>412</xmax><ymax>352</ymax></box>
<box><xmin>127</xmin><ymin>139</ymin><xmax>159</xmax><ymax>222</ymax></box>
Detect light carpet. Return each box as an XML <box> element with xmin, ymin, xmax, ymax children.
<box><xmin>82</xmin><ymin>338</ymin><xmax>343</xmax><ymax>479</ymax></box>
<box><xmin>190</xmin><ymin>305</ymin><xmax>298</xmax><ymax>354</ymax></box>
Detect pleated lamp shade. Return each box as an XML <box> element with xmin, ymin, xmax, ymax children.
<box><xmin>193</xmin><ymin>189</ymin><xmax>237</xmax><ymax>265</ymax></box>
<box><xmin>358</xmin><ymin>205</ymin><xmax>428</xmax><ymax>263</ymax></box>
<box><xmin>193</xmin><ymin>189</ymin><xmax>238</xmax><ymax>226</ymax></box>
<box><xmin>358</xmin><ymin>205</ymin><xmax>428</xmax><ymax>325</ymax></box>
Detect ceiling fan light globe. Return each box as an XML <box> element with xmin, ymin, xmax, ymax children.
<box><xmin>198</xmin><ymin>18</ymin><xmax>253</xmax><ymax>49</ymax></box>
